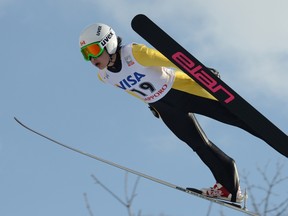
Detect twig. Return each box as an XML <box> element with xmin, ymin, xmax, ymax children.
<box><xmin>83</xmin><ymin>193</ymin><xmax>94</xmax><ymax>216</ymax></box>
<box><xmin>91</xmin><ymin>174</ymin><xmax>128</xmax><ymax>207</ymax></box>
<box><xmin>91</xmin><ymin>172</ymin><xmax>142</xmax><ymax>216</ymax></box>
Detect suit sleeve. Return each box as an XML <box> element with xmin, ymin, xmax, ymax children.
<box><xmin>132</xmin><ymin>44</ymin><xmax>179</xmax><ymax>68</ymax></box>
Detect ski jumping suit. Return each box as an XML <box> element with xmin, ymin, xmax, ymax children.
<box><xmin>97</xmin><ymin>43</ymin><xmax>262</xmax><ymax>201</ymax></box>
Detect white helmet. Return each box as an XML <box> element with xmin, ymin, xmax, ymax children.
<box><xmin>79</xmin><ymin>23</ymin><xmax>118</xmax><ymax>55</ymax></box>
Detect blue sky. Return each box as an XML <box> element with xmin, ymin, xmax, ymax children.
<box><xmin>1</xmin><ymin>0</ymin><xmax>288</xmax><ymax>215</ymax></box>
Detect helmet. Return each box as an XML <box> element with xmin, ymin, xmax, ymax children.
<box><xmin>79</xmin><ymin>23</ymin><xmax>118</xmax><ymax>55</ymax></box>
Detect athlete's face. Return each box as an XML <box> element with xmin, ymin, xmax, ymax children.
<box><xmin>90</xmin><ymin>50</ymin><xmax>110</xmax><ymax>70</ymax></box>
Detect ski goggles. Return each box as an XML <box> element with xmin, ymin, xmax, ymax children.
<box><xmin>81</xmin><ymin>42</ymin><xmax>104</xmax><ymax>61</ymax></box>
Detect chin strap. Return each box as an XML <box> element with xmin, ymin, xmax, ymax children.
<box><xmin>107</xmin><ymin>54</ymin><xmax>114</xmax><ymax>67</ymax></box>
<box><xmin>107</xmin><ymin>52</ymin><xmax>122</xmax><ymax>72</ymax></box>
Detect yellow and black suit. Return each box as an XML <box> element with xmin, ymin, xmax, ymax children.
<box><xmin>98</xmin><ymin>43</ymin><xmax>261</xmax><ymax>201</ymax></box>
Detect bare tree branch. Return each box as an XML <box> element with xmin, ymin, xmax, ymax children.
<box><xmin>91</xmin><ymin>172</ymin><xmax>141</xmax><ymax>216</ymax></box>
<box><xmin>206</xmin><ymin>202</ymin><xmax>213</xmax><ymax>216</ymax></box>
<box><xmin>91</xmin><ymin>174</ymin><xmax>128</xmax><ymax>207</ymax></box>
<box><xmin>243</xmin><ymin>160</ymin><xmax>288</xmax><ymax>216</ymax></box>
<box><xmin>83</xmin><ymin>193</ymin><xmax>94</xmax><ymax>216</ymax></box>
<box><xmin>126</xmin><ymin>172</ymin><xmax>141</xmax><ymax>206</ymax></box>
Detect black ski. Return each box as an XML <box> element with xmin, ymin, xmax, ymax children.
<box><xmin>131</xmin><ymin>14</ymin><xmax>288</xmax><ymax>157</ymax></box>
<box><xmin>14</xmin><ymin>117</ymin><xmax>258</xmax><ymax>215</ymax></box>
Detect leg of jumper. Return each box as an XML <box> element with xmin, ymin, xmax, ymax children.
<box><xmin>189</xmin><ymin>113</ymin><xmax>239</xmax><ymax>202</ymax></box>
<box><xmin>150</xmin><ymin>101</ymin><xmax>240</xmax><ymax>202</ymax></box>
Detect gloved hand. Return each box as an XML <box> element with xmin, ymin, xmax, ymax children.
<box><xmin>149</xmin><ymin>106</ymin><xmax>160</xmax><ymax>118</ymax></box>
<box><xmin>208</xmin><ymin>68</ymin><xmax>221</xmax><ymax>78</ymax></box>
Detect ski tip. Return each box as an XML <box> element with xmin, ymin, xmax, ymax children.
<box><xmin>132</xmin><ymin>14</ymin><xmax>147</xmax><ymax>21</ymax></box>
<box><xmin>14</xmin><ymin>117</ymin><xmax>29</xmax><ymax>130</ymax></box>
<box><xmin>131</xmin><ymin>14</ymin><xmax>149</xmax><ymax>29</ymax></box>
<box><xmin>14</xmin><ymin>117</ymin><xmax>24</xmax><ymax>126</ymax></box>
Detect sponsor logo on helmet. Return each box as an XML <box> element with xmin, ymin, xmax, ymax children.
<box><xmin>96</xmin><ymin>26</ymin><xmax>102</xmax><ymax>36</ymax></box>
<box><xmin>80</xmin><ymin>40</ymin><xmax>86</xmax><ymax>46</ymax></box>
<box><xmin>101</xmin><ymin>32</ymin><xmax>114</xmax><ymax>47</ymax></box>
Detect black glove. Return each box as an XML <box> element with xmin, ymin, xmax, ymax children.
<box><xmin>149</xmin><ymin>106</ymin><xmax>160</xmax><ymax>118</ymax></box>
<box><xmin>208</xmin><ymin>68</ymin><xmax>221</xmax><ymax>78</ymax></box>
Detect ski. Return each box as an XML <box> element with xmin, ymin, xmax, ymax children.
<box><xmin>131</xmin><ymin>14</ymin><xmax>288</xmax><ymax>158</ymax></box>
<box><xmin>14</xmin><ymin>117</ymin><xmax>258</xmax><ymax>215</ymax></box>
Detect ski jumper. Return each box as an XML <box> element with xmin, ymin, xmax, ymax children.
<box><xmin>98</xmin><ymin>43</ymin><xmax>262</xmax><ymax>200</ymax></box>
